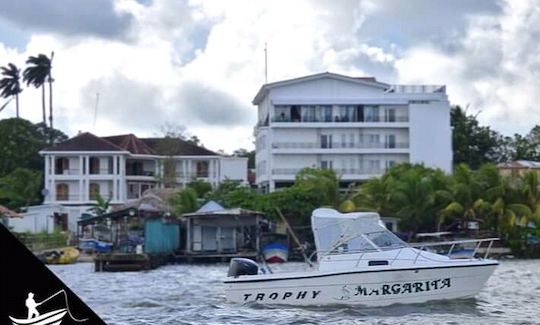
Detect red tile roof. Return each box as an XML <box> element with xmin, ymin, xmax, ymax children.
<box><xmin>103</xmin><ymin>134</ymin><xmax>156</xmax><ymax>155</ymax></box>
<box><xmin>42</xmin><ymin>132</ymin><xmax>124</xmax><ymax>152</ymax></box>
<box><xmin>43</xmin><ymin>132</ymin><xmax>218</xmax><ymax>156</ymax></box>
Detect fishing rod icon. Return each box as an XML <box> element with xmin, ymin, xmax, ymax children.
<box><xmin>9</xmin><ymin>290</ymin><xmax>89</xmax><ymax>325</ymax></box>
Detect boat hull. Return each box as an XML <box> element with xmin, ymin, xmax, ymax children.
<box><xmin>224</xmin><ymin>262</ymin><xmax>497</xmax><ymax>306</ymax></box>
<box><xmin>9</xmin><ymin>309</ymin><xmax>66</xmax><ymax>325</ymax></box>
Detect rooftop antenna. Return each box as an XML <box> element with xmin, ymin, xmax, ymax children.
<box><xmin>93</xmin><ymin>92</ymin><xmax>100</xmax><ymax>131</ymax></box>
<box><xmin>264</xmin><ymin>42</ymin><xmax>268</xmax><ymax>84</ymax></box>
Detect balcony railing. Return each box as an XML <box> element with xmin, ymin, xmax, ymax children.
<box><xmin>271</xmin><ymin>116</ymin><xmax>409</xmax><ymax>123</ymax></box>
<box><xmin>126</xmin><ymin>170</ymin><xmax>155</xmax><ymax>177</ymax></box>
<box><xmin>272</xmin><ymin>167</ymin><xmax>386</xmax><ymax>175</ymax></box>
<box><xmin>54</xmin><ymin>168</ymin><xmax>80</xmax><ymax>175</ymax></box>
<box><xmin>272</xmin><ymin>142</ymin><xmax>409</xmax><ymax>149</ymax></box>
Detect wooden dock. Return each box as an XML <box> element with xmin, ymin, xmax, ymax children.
<box><xmin>170</xmin><ymin>251</ymin><xmax>259</xmax><ymax>263</ymax></box>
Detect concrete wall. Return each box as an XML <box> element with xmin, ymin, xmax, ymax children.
<box><xmin>409</xmin><ymin>101</ymin><xmax>452</xmax><ymax>172</ymax></box>
<box><xmin>220</xmin><ymin>157</ymin><xmax>248</xmax><ymax>183</ymax></box>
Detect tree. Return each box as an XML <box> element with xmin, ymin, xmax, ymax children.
<box><xmin>23</xmin><ymin>53</ymin><xmax>53</xmax><ymax>128</ymax></box>
<box><xmin>451</xmin><ymin>105</ymin><xmax>504</xmax><ymax>168</ymax></box>
<box><xmin>87</xmin><ymin>193</ymin><xmax>111</xmax><ymax>216</ymax></box>
<box><xmin>0</xmin><ymin>63</ymin><xmax>22</xmax><ymax>118</ymax></box>
<box><xmin>186</xmin><ymin>178</ymin><xmax>212</xmax><ymax>198</ymax></box>
<box><xmin>169</xmin><ymin>188</ymin><xmax>198</xmax><ymax>216</ymax></box>
<box><xmin>0</xmin><ymin>168</ymin><xmax>42</xmax><ymax>208</ymax></box>
<box><xmin>0</xmin><ymin>118</ymin><xmax>44</xmax><ymax>176</ymax></box>
<box><xmin>439</xmin><ymin>164</ymin><xmax>491</xmax><ymax>231</ymax></box>
<box><xmin>0</xmin><ymin>118</ymin><xmax>68</xmax><ymax>177</ymax></box>
<box><xmin>294</xmin><ymin>167</ymin><xmax>340</xmax><ymax>207</ymax></box>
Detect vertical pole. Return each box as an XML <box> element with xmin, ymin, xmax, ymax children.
<box><xmin>264</xmin><ymin>42</ymin><xmax>268</xmax><ymax>84</ymax></box>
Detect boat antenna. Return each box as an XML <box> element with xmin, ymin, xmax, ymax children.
<box><xmin>93</xmin><ymin>92</ymin><xmax>100</xmax><ymax>131</ymax></box>
<box><xmin>275</xmin><ymin>208</ymin><xmax>314</xmax><ymax>267</ymax></box>
<box><xmin>264</xmin><ymin>42</ymin><xmax>268</xmax><ymax>84</ymax></box>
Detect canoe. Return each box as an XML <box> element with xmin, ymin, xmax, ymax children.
<box><xmin>9</xmin><ymin>308</ymin><xmax>66</xmax><ymax>325</ymax></box>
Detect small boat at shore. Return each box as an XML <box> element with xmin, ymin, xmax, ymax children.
<box><xmin>224</xmin><ymin>208</ymin><xmax>498</xmax><ymax>306</ymax></box>
<box><xmin>9</xmin><ymin>308</ymin><xmax>67</xmax><ymax>325</ymax></box>
<box><xmin>37</xmin><ymin>247</ymin><xmax>79</xmax><ymax>265</ymax></box>
<box><xmin>262</xmin><ymin>242</ymin><xmax>289</xmax><ymax>263</ymax></box>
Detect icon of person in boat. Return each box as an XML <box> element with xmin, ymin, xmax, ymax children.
<box><xmin>25</xmin><ymin>292</ymin><xmax>42</xmax><ymax>319</ymax></box>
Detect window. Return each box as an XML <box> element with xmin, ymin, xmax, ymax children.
<box><xmin>196</xmin><ymin>161</ymin><xmax>209</xmax><ymax>177</ymax></box>
<box><xmin>89</xmin><ymin>183</ymin><xmax>100</xmax><ymax>200</ymax></box>
<box><xmin>341</xmin><ymin>134</ymin><xmax>346</xmax><ymax>148</ymax></box>
<box><xmin>364</xmin><ymin>106</ymin><xmax>379</xmax><ymax>122</ymax></box>
<box><xmin>321</xmin><ymin>134</ymin><xmax>333</xmax><ymax>149</ymax></box>
<box><xmin>55</xmin><ymin>158</ymin><xmax>69</xmax><ymax>174</ymax></box>
<box><xmin>323</xmin><ymin>106</ymin><xmax>332</xmax><ymax>122</ymax></box>
<box><xmin>56</xmin><ymin>183</ymin><xmax>69</xmax><ymax>201</ymax></box>
<box><xmin>349</xmin><ymin>134</ymin><xmax>355</xmax><ymax>148</ymax></box>
<box><xmin>89</xmin><ymin>157</ymin><xmax>100</xmax><ymax>174</ymax></box>
<box><xmin>385</xmin><ymin>108</ymin><xmax>396</xmax><ymax>122</ymax></box>
<box><xmin>321</xmin><ymin>160</ymin><xmax>333</xmax><ymax>169</ymax></box>
<box><xmin>386</xmin><ymin>134</ymin><xmax>396</xmax><ymax>148</ymax></box>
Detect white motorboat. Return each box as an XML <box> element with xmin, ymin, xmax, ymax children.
<box><xmin>224</xmin><ymin>208</ymin><xmax>498</xmax><ymax>306</ymax></box>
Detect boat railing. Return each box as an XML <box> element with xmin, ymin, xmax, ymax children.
<box><xmin>314</xmin><ymin>237</ymin><xmax>499</xmax><ymax>264</ymax></box>
<box><xmin>408</xmin><ymin>237</ymin><xmax>499</xmax><ymax>261</ymax></box>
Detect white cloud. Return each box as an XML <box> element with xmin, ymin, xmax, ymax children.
<box><xmin>0</xmin><ymin>0</ymin><xmax>537</xmax><ymax>154</ymax></box>
<box><xmin>394</xmin><ymin>0</ymin><xmax>540</xmax><ymax>136</ymax></box>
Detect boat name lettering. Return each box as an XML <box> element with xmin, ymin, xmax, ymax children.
<box><xmin>336</xmin><ymin>278</ymin><xmax>451</xmax><ymax>300</ymax></box>
<box><xmin>243</xmin><ymin>290</ymin><xmax>322</xmax><ymax>302</ymax></box>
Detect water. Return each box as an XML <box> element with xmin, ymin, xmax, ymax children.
<box><xmin>49</xmin><ymin>260</ymin><xmax>540</xmax><ymax>325</ymax></box>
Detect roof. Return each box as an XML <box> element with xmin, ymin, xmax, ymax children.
<box><xmin>196</xmin><ymin>201</ymin><xmax>225</xmax><ymax>213</ymax></box>
<box><xmin>183</xmin><ymin>207</ymin><xmax>264</xmax><ymax>218</ymax></box>
<box><xmin>252</xmin><ymin>72</ymin><xmax>390</xmax><ymax>105</ymax></box>
<box><xmin>42</xmin><ymin>132</ymin><xmax>125</xmax><ymax>152</ymax></box>
<box><xmin>0</xmin><ymin>205</ymin><xmax>22</xmax><ymax>218</ymax></box>
<box><xmin>142</xmin><ymin>138</ymin><xmax>218</xmax><ymax>156</ymax></box>
<box><xmin>103</xmin><ymin>134</ymin><xmax>156</xmax><ymax>155</ymax></box>
<box><xmin>498</xmin><ymin>160</ymin><xmax>540</xmax><ymax>169</ymax></box>
<box><xmin>42</xmin><ymin>132</ymin><xmax>218</xmax><ymax>156</ymax></box>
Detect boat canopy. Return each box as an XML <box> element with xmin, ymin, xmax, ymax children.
<box><xmin>311</xmin><ymin>208</ymin><xmax>406</xmax><ymax>254</ymax></box>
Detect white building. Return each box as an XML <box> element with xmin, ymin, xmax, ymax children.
<box><xmin>253</xmin><ymin>72</ymin><xmax>452</xmax><ymax>192</ymax></box>
<box><xmin>33</xmin><ymin>132</ymin><xmax>247</xmax><ymax>232</ymax></box>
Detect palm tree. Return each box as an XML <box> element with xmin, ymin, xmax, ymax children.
<box><xmin>0</xmin><ymin>63</ymin><xmax>22</xmax><ymax>118</ymax></box>
<box><xmin>23</xmin><ymin>53</ymin><xmax>52</xmax><ymax>127</ymax></box>
<box><xmin>518</xmin><ymin>171</ymin><xmax>540</xmax><ymax>226</ymax></box>
<box><xmin>438</xmin><ymin>164</ymin><xmax>491</xmax><ymax>230</ymax></box>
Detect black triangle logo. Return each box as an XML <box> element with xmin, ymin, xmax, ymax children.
<box><xmin>0</xmin><ymin>224</ymin><xmax>106</xmax><ymax>324</ymax></box>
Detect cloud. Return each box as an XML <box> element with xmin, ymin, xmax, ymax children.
<box><xmin>0</xmin><ymin>0</ymin><xmax>133</xmax><ymax>39</ymax></box>
<box><xmin>394</xmin><ymin>0</ymin><xmax>540</xmax><ymax>136</ymax></box>
<box><xmin>174</xmin><ymin>82</ymin><xmax>252</xmax><ymax>126</ymax></box>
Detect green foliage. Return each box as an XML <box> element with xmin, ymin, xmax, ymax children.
<box><xmin>0</xmin><ymin>118</ymin><xmax>67</xmax><ymax>178</ymax></box>
<box><xmin>187</xmin><ymin>178</ymin><xmax>212</xmax><ymax>198</ymax></box>
<box><xmin>294</xmin><ymin>167</ymin><xmax>340</xmax><ymax>207</ymax></box>
<box><xmin>0</xmin><ymin>168</ymin><xmax>42</xmax><ymax>208</ymax></box>
<box><xmin>451</xmin><ymin>105</ymin><xmax>506</xmax><ymax>168</ymax></box>
<box><xmin>87</xmin><ymin>193</ymin><xmax>111</xmax><ymax>216</ymax></box>
<box><xmin>169</xmin><ymin>187</ymin><xmax>199</xmax><ymax>216</ymax></box>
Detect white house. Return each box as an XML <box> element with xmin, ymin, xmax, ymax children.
<box><xmin>253</xmin><ymin>72</ymin><xmax>452</xmax><ymax>192</ymax></box>
<box><xmin>26</xmin><ymin>132</ymin><xmax>248</xmax><ymax>232</ymax></box>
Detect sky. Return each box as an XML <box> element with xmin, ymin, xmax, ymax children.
<box><xmin>0</xmin><ymin>0</ymin><xmax>537</xmax><ymax>153</ymax></box>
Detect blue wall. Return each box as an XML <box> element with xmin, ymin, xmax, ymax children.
<box><xmin>144</xmin><ymin>218</ymin><xmax>180</xmax><ymax>254</ymax></box>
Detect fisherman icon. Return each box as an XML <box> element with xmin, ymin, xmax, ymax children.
<box><xmin>25</xmin><ymin>292</ymin><xmax>42</xmax><ymax>319</ymax></box>
<box><xmin>9</xmin><ymin>290</ymin><xmax>89</xmax><ymax>324</ymax></box>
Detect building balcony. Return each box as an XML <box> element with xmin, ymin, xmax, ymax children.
<box><xmin>271</xmin><ymin>116</ymin><xmax>409</xmax><ymax>123</ymax></box>
<box><xmin>54</xmin><ymin>168</ymin><xmax>81</xmax><ymax>176</ymax></box>
<box><xmin>273</xmin><ymin>167</ymin><xmax>385</xmax><ymax>175</ymax></box>
<box><xmin>272</xmin><ymin>142</ymin><xmax>409</xmax><ymax>150</ymax></box>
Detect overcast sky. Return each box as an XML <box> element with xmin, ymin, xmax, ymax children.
<box><xmin>0</xmin><ymin>0</ymin><xmax>537</xmax><ymax>153</ymax></box>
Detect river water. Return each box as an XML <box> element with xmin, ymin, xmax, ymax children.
<box><xmin>49</xmin><ymin>260</ymin><xmax>540</xmax><ymax>325</ymax></box>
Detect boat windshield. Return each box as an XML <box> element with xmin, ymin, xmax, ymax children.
<box><xmin>311</xmin><ymin>208</ymin><xmax>407</xmax><ymax>254</ymax></box>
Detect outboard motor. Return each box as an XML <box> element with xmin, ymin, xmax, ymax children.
<box><xmin>227</xmin><ymin>258</ymin><xmax>259</xmax><ymax>278</ymax></box>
